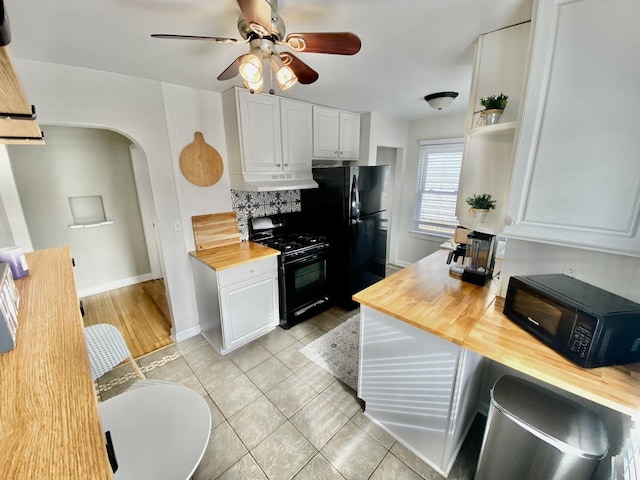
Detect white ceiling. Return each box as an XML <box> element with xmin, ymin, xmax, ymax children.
<box><xmin>4</xmin><ymin>0</ymin><xmax>533</xmax><ymax>121</ymax></box>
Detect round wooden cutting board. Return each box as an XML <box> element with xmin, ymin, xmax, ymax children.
<box><xmin>179</xmin><ymin>132</ymin><xmax>223</xmax><ymax>187</ymax></box>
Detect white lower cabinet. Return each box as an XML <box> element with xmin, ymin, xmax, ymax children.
<box><xmin>190</xmin><ymin>256</ymin><xmax>279</xmax><ymax>354</ymax></box>
<box><xmin>358</xmin><ymin>306</ymin><xmax>484</xmax><ymax>477</ymax></box>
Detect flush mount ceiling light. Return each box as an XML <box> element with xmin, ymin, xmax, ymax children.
<box><xmin>424</xmin><ymin>92</ymin><xmax>459</xmax><ymax>110</ymax></box>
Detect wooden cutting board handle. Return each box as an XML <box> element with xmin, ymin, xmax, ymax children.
<box><xmin>179</xmin><ymin>132</ymin><xmax>224</xmax><ymax>187</ymax></box>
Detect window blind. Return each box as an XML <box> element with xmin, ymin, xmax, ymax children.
<box><xmin>413</xmin><ymin>141</ymin><xmax>463</xmax><ymax>236</ymax></box>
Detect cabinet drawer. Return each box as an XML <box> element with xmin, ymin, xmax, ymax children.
<box><xmin>217</xmin><ymin>256</ymin><xmax>277</xmax><ymax>287</ymax></box>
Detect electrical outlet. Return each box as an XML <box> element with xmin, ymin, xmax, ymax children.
<box><xmin>564</xmin><ymin>265</ymin><xmax>577</xmax><ymax>277</ymax></box>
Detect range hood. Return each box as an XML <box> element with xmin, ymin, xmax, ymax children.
<box><xmin>229</xmin><ymin>172</ymin><xmax>317</xmax><ymax>192</ymax></box>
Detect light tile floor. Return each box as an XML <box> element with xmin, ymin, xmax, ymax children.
<box><xmin>96</xmin><ymin>306</ymin><xmax>485</xmax><ymax>480</ymax></box>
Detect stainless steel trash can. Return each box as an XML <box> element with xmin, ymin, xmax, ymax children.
<box><xmin>475</xmin><ymin>375</ymin><xmax>608</xmax><ymax>480</ymax></box>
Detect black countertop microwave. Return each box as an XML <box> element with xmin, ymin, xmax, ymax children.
<box><xmin>503</xmin><ymin>274</ymin><xmax>640</xmax><ymax>368</ymax></box>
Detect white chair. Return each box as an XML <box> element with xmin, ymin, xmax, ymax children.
<box><xmin>84</xmin><ymin>324</ymin><xmax>145</xmax><ymax>381</ymax></box>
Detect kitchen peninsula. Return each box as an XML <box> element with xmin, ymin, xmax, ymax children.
<box><xmin>354</xmin><ymin>249</ymin><xmax>640</xmax><ymax>475</ymax></box>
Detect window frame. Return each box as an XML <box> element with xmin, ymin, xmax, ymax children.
<box><xmin>412</xmin><ymin>138</ymin><xmax>464</xmax><ymax>238</ymax></box>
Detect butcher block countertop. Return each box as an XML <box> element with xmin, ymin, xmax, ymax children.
<box><xmin>353</xmin><ymin>249</ymin><xmax>499</xmax><ymax>345</ymax></box>
<box><xmin>189</xmin><ymin>241</ymin><xmax>279</xmax><ymax>271</ymax></box>
<box><xmin>353</xmin><ymin>249</ymin><xmax>640</xmax><ymax>417</ymax></box>
<box><xmin>0</xmin><ymin>248</ymin><xmax>112</xmax><ymax>479</ymax></box>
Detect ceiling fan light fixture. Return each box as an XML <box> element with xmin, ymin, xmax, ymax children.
<box><xmin>243</xmin><ymin>77</ymin><xmax>264</xmax><ymax>94</ymax></box>
<box><xmin>424</xmin><ymin>91</ymin><xmax>459</xmax><ymax>110</ymax></box>
<box><xmin>270</xmin><ymin>54</ymin><xmax>298</xmax><ymax>91</ymax></box>
<box><xmin>239</xmin><ymin>53</ymin><xmax>263</xmax><ymax>83</ymax></box>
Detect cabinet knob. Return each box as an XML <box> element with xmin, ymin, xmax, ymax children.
<box><xmin>334</xmin><ymin>151</ymin><xmax>338</xmax><ymax>154</ymax></box>
<box><xmin>284</xmin><ymin>163</ymin><xmax>288</xmax><ymax>167</ymax></box>
<box><xmin>249</xmin><ymin>269</ymin><xmax>254</xmax><ymax>273</ymax></box>
<box><xmin>505</xmin><ymin>215</ymin><xmax>515</xmax><ymax>226</ymax></box>
<box><xmin>276</xmin><ymin>164</ymin><xmax>281</xmax><ymax>167</ymax></box>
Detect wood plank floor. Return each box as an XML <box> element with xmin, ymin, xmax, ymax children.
<box><xmin>81</xmin><ymin>279</ymin><xmax>173</xmax><ymax>359</ymax></box>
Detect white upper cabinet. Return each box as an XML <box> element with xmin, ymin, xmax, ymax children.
<box><xmin>222</xmin><ymin>88</ymin><xmax>315</xmax><ymax>189</ymax></box>
<box><xmin>280</xmin><ymin>98</ymin><xmax>313</xmax><ymax>172</ymax></box>
<box><xmin>505</xmin><ymin>0</ymin><xmax>640</xmax><ymax>256</ymax></box>
<box><xmin>456</xmin><ymin>22</ymin><xmax>531</xmax><ymax>234</ymax></box>
<box><xmin>312</xmin><ymin>106</ymin><xmax>360</xmax><ymax>160</ymax></box>
<box><xmin>237</xmin><ymin>89</ymin><xmax>283</xmax><ymax>173</ymax></box>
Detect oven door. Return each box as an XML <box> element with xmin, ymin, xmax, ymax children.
<box><xmin>281</xmin><ymin>252</ymin><xmax>330</xmax><ymax>328</ymax></box>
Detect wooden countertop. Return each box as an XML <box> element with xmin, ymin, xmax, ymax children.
<box><xmin>466</xmin><ymin>297</ymin><xmax>640</xmax><ymax>418</ymax></box>
<box><xmin>353</xmin><ymin>249</ymin><xmax>499</xmax><ymax>345</ymax></box>
<box><xmin>0</xmin><ymin>248</ymin><xmax>112</xmax><ymax>479</ymax></box>
<box><xmin>354</xmin><ymin>249</ymin><xmax>640</xmax><ymax>417</ymax></box>
<box><xmin>189</xmin><ymin>241</ymin><xmax>280</xmax><ymax>271</ymax></box>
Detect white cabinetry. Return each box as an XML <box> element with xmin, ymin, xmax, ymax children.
<box><xmin>222</xmin><ymin>87</ymin><xmax>315</xmax><ymax>190</ymax></box>
<box><xmin>358</xmin><ymin>306</ymin><xmax>484</xmax><ymax>477</ymax></box>
<box><xmin>504</xmin><ymin>0</ymin><xmax>640</xmax><ymax>256</ymax></box>
<box><xmin>456</xmin><ymin>22</ymin><xmax>531</xmax><ymax>234</ymax></box>
<box><xmin>280</xmin><ymin>98</ymin><xmax>313</xmax><ymax>173</ymax></box>
<box><xmin>236</xmin><ymin>90</ymin><xmax>282</xmax><ymax>173</ymax></box>
<box><xmin>190</xmin><ymin>256</ymin><xmax>279</xmax><ymax>354</ymax></box>
<box><xmin>312</xmin><ymin>106</ymin><xmax>360</xmax><ymax>160</ymax></box>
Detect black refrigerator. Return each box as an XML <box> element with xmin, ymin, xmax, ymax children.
<box><xmin>300</xmin><ymin>165</ymin><xmax>389</xmax><ymax>310</ymax></box>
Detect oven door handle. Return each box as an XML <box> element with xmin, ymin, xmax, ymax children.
<box><xmin>284</xmin><ymin>253</ymin><xmax>326</xmax><ymax>266</ymax></box>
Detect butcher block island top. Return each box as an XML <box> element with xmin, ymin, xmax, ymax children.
<box><xmin>353</xmin><ymin>249</ymin><xmax>499</xmax><ymax>345</ymax></box>
<box><xmin>189</xmin><ymin>240</ymin><xmax>279</xmax><ymax>270</ymax></box>
<box><xmin>353</xmin><ymin>249</ymin><xmax>640</xmax><ymax>417</ymax></box>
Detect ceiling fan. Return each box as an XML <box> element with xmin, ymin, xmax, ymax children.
<box><xmin>151</xmin><ymin>0</ymin><xmax>361</xmax><ymax>94</ymax></box>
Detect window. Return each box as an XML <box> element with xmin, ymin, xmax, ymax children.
<box><xmin>413</xmin><ymin>139</ymin><xmax>464</xmax><ymax>236</ymax></box>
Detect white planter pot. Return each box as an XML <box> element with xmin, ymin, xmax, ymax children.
<box><xmin>481</xmin><ymin>109</ymin><xmax>504</xmax><ymax>125</ymax></box>
<box><xmin>470</xmin><ymin>208</ymin><xmax>490</xmax><ymax>223</ymax></box>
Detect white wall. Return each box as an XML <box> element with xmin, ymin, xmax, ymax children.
<box><xmin>8</xmin><ymin>126</ymin><xmax>150</xmax><ymax>294</ymax></box>
<box><xmin>397</xmin><ymin>111</ymin><xmax>467</xmax><ymax>266</ymax></box>
<box><xmin>2</xmin><ymin>59</ymin><xmax>232</xmax><ymax>342</ymax></box>
<box><xmin>500</xmin><ymin>239</ymin><xmax>640</xmax><ymax>304</ymax></box>
<box><xmin>359</xmin><ymin>112</ymin><xmax>410</xmax><ymax>266</ymax></box>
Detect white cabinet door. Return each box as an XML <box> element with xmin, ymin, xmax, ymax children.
<box><xmin>505</xmin><ymin>0</ymin><xmax>640</xmax><ymax>256</ymax></box>
<box><xmin>338</xmin><ymin>111</ymin><xmax>360</xmax><ymax>160</ymax></box>
<box><xmin>313</xmin><ymin>106</ymin><xmax>339</xmax><ymax>158</ymax></box>
<box><xmin>280</xmin><ymin>98</ymin><xmax>313</xmax><ymax>172</ymax></box>
<box><xmin>219</xmin><ymin>272</ymin><xmax>279</xmax><ymax>353</ymax></box>
<box><xmin>237</xmin><ymin>89</ymin><xmax>283</xmax><ymax>173</ymax></box>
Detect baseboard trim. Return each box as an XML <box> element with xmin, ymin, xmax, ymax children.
<box><xmin>172</xmin><ymin>324</ymin><xmax>202</xmax><ymax>343</ymax></box>
<box><xmin>78</xmin><ymin>273</ymin><xmax>154</xmax><ymax>298</ymax></box>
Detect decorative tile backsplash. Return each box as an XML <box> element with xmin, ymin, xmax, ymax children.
<box><xmin>231</xmin><ymin>189</ymin><xmax>301</xmax><ymax>240</ymax></box>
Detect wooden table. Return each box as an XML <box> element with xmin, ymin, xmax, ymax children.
<box><xmin>0</xmin><ymin>248</ymin><xmax>112</xmax><ymax>478</ymax></box>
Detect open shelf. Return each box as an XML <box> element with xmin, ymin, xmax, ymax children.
<box><xmin>469</xmin><ymin>121</ymin><xmax>516</xmax><ymax>137</ymax></box>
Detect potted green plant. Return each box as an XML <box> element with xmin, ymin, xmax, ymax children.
<box><xmin>479</xmin><ymin>93</ymin><xmax>508</xmax><ymax>125</ymax></box>
<box><xmin>466</xmin><ymin>193</ymin><xmax>496</xmax><ymax>222</ymax></box>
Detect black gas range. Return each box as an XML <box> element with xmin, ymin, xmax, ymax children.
<box><xmin>250</xmin><ymin>214</ymin><xmax>331</xmax><ymax>329</ymax></box>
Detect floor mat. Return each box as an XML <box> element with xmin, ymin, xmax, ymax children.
<box><xmin>300</xmin><ymin>314</ymin><xmax>359</xmax><ymax>390</ymax></box>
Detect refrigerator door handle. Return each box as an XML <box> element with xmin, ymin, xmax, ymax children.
<box><xmin>350</xmin><ymin>174</ymin><xmax>360</xmax><ymax>223</ymax></box>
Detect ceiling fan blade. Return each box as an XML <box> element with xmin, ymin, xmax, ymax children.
<box><xmin>151</xmin><ymin>34</ymin><xmax>241</xmax><ymax>44</ymax></box>
<box><xmin>237</xmin><ymin>0</ymin><xmax>272</xmax><ymax>36</ymax></box>
<box><xmin>217</xmin><ymin>55</ymin><xmax>243</xmax><ymax>81</ymax></box>
<box><xmin>284</xmin><ymin>32</ymin><xmax>361</xmax><ymax>55</ymax></box>
<box><xmin>281</xmin><ymin>53</ymin><xmax>318</xmax><ymax>85</ymax></box>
